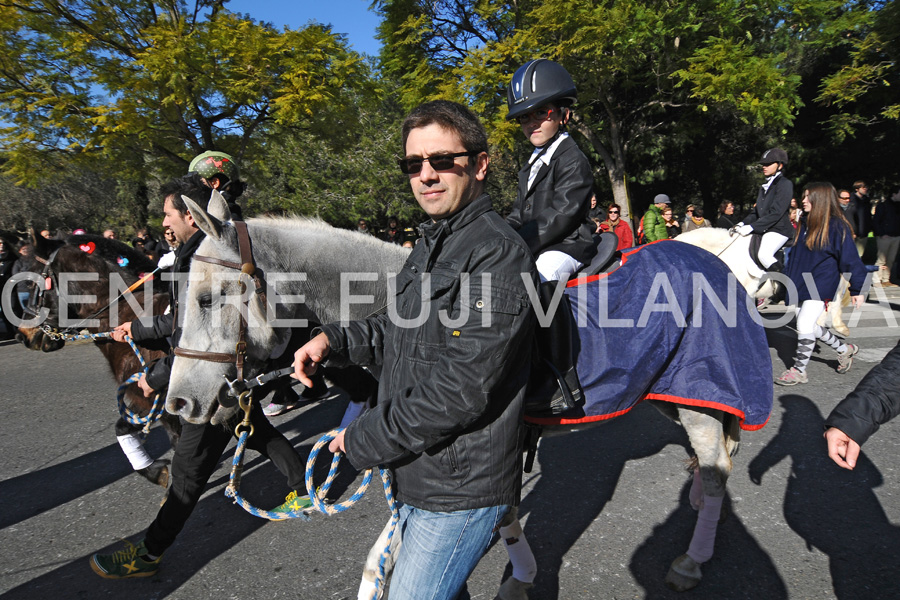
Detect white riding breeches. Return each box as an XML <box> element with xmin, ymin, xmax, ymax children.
<box><xmin>536</xmin><ymin>251</ymin><xmax>583</xmax><ymax>283</ymax></box>
<box><xmin>757</xmin><ymin>231</ymin><xmax>789</xmax><ymax>269</ymax></box>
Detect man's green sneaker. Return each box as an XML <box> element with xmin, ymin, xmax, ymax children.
<box><xmin>90</xmin><ymin>539</ymin><xmax>161</xmax><ymax>579</ymax></box>
<box><xmin>270</xmin><ymin>490</ymin><xmax>313</xmax><ymax>520</ymax></box>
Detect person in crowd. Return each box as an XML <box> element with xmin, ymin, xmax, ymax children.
<box><xmin>872</xmin><ymin>188</ymin><xmax>900</xmax><ymax>287</ymax></box>
<box><xmin>641</xmin><ymin>194</ymin><xmax>671</xmax><ymax>243</ymax></box>
<box><xmin>838</xmin><ymin>189</ymin><xmax>852</xmax><ymax>212</ymax></box>
<box><xmin>683</xmin><ymin>206</ymin><xmax>711</xmax><ymax>232</ymax></box>
<box><xmin>39</xmin><ymin>229</ymin><xmax>51</xmax><ymax>239</ymax></box>
<box><xmin>293</xmin><ymin>100</ymin><xmax>536</xmax><ymax>600</ymax></box>
<box><xmin>90</xmin><ymin>176</ymin><xmax>313</xmax><ymax>579</ymax></box>
<box><xmin>103</xmin><ymin>229</ymin><xmax>116</xmax><ymax>240</ymax></box>
<box><xmin>356</xmin><ymin>219</ymin><xmax>374</xmax><ymax>235</ymax></box>
<box><xmin>682</xmin><ymin>204</ymin><xmax>695</xmax><ymax>228</ymax></box>
<box><xmin>846</xmin><ymin>180</ymin><xmax>873</xmax><ymax>257</ymax></box>
<box><xmin>774</xmin><ymin>182</ymin><xmax>868</xmax><ymax>386</ymax></box>
<box><xmin>504</xmin><ymin>58</ymin><xmax>596</xmax><ymax>282</ymax></box>
<box><xmin>11</xmin><ymin>242</ymin><xmax>35</xmax><ymax>311</ymax></box>
<box><xmin>825</xmin><ymin>338</ymin><xmax>900</xmax><ymax>470</ymax></box>
<box><xmin>734</xmin><ymin>148</ymin><xmax>794</xmax><ymax>277</ymax></box>
<box><xmin>381</xmin><ymin>216</ymin><xmax>403</xmax><ymax>244</ymax></box>
<box><xmin>716</xmin><ymin>201</ymin><xmax>738</xmax><ymax>229</ymax></box>
<box><xmin>588</xmin><ymin>194</ymin><xmax>606</xmax><ymax>222</ymax></box>
<box><xmin>598</xmin><ymin>203</ymin><xmax>633</xmax><ymax>250</ymax></box>
<box><xmin>662</xmin><ymin>206</ymin><xmax>681</xmax><ymax>239</ymax></box>
<box><xmin>162</xmin><ymin>227</ymin><xmax>179</xmax><ymax>253</ymax></box>
<box><xmin>188</xmin><ymin>150</ymin><xmax>245</xmax><ymax>220</ymax></box>
<box><xmin>0</xmin><ymin>238</ymin><xmax>18</xmax><ymax>338</ymax></box>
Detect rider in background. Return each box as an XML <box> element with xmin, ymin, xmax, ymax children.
<box><xmin>774</xmin><ymin>182</ymin><xmax>868</xmax><ymax>386</ymax></box>
<box><xmin>505</xmin><ymin>59</ymin><xmax>596</xmax><ymax>282</ymax></box>
<box><xmin>734</xmin><ymin>148</ymin><xmax>794</xmax><ymax>276</ymax></box>
<box><xmin>188</xmin><ymin>150</ymin><xmax>245</xmax><ymax>220</ymax></box>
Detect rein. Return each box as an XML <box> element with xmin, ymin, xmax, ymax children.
<box><xmin>31</xmin><ymin>249</ymin><xmax>160</xmax><ymax>337</ymax></box>
<box><xmin>223</xmin><ymin>393</ymin><xmax>397</xmax><ymax>599</ymax></box>
<box><xmin>38</xmin><ymin>328</ymin><xmax>164</xmax><ymax>431</ymax></box>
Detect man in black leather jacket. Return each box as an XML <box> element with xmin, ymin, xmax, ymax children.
<box><xmin>294</xmin><ymin>100</ymin><xmax>537</xmax><ymax>600</ymax></box>
<box><xmin>825</xmin><ymin>339</ymin><xmax>900</xmax><ymax>470</ymax></box>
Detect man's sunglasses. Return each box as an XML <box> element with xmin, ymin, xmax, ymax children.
<box><xmin>398</xmin><ymin>152</ymin><xmax>478</xmax><ymax>175</ymax></box>
<box><xmin>516</xmin><ymin>107</ymin><xmax>554</xmax><ymax>125</ymax></box>
<box><xmin>608</xmin><ymin>210</ymin><xmax>619</xmax><ymax>214</ymax></box>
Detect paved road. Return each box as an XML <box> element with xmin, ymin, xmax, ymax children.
<box><xmin>2</xmin><ymin>287</ymin><xmax>900</xmax><ymax>599</ymax></box>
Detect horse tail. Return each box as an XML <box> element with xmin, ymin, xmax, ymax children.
<box><xmin>724</xmin><ymin>412</ymin><xmax>741</xmax><ymax>458</ymax></box>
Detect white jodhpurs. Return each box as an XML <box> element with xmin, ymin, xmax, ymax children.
<box><xmin>536</xmin><ymin>250</ymin><xmax>583</xmax><ymax>283</ymax></box>
<box><xmin>757</xmin><ymin>231</ymin><xmax>789</xmax><ymax>269</ymax></box>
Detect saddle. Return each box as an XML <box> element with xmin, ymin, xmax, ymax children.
<box><xmin>523</xmin><ymin>232</ymin><xmax>621</xmax><ymax>419</ymax></box>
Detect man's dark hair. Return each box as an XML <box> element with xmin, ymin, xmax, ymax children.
<box><xmin>160</xmin><ymin>173</ymin><xmax>213</xmax><ymax>215</ymax></box>
<box><xmin>401</xmin><ymin>100</ymin><xmax>489</xmax><ymax>162</ymax></box>
<box><xmin>853</xmin><ymin>181</ymin><xmax>867</xmax><ymax>191</ymax></box>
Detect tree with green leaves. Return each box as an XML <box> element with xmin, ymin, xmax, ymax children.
<box><xmin>375</xmin><ymin>0</ymin><xmax>890</xmax><ymax>220</ymax></box>
<box><xmin>0</xmin><ymin>0</ymin><xmax>371</xmax><ymax>227</ymax></box>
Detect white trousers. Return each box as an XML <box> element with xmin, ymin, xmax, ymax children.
<box><xmin>536</xmin><ymin>251</ymin><xmax>583</xmax><ymax>282</ymax></box>
<box><xmin>758</xmin><ymin>231</ymin><xmax>790</xmax><ymax>269</ymax></box>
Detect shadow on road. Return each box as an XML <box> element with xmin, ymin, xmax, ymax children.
<box><xmin>0</xmin><ymin>398</ymin><xmax>348</xmax><ymax>600</ymax></box>
<box><xmin>0</xmin><ymin>426</ymin><xmax>171</xmax><ymax>529</ymax></box>
<box><xmin>748</xmin><ymin>394</ymin><xmax>900</xmax><ymax>599</ymax></box>
<box><xmin>513</xmin><ymin>402</ymin><xmax>786</xmax><ymax>599</ymax></box>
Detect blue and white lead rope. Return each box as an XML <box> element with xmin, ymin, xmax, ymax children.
<box><xmin>305</xmin><ymin>428</ymin><xmax>400</xmax><ymax>599</ymax></box>
<box><xmin>46</xmin><ymin>328</ymin><xmax>163</xmax><ymax>431</ymax></box>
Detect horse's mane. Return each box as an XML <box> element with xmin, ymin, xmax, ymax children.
<box><xmin>249</xmin><ymin>215</ymin><xmax>406</xmax><ymax>251</ymax></box>
<box><xmin>62</xmin><ymin>234</ymin><xmax>158</xmax><ymax>275</ymax></box>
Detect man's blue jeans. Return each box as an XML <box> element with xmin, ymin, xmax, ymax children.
<box><xmin>387</xmin><ymin>503</ymin><xmax>510</xmax><ymax>600</ymax></box>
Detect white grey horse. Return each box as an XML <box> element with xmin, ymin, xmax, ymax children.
<box><xmin>167</xmin><ymin>194</ymin><xmax>772</xmax><ymax>597</ymax></box>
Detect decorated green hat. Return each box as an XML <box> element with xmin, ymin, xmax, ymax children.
<box><xmin>189</xmin><ymin>151</ymin><xmax>239</xmax><ymax>182</ymax></box>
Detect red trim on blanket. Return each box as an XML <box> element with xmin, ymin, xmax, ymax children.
<box><xmin>567</xmin><ymin>240</ymin><xmax>672</xmax><ymax>287</ymax></box>
<box><xmin>524</xmin><ymin>391</ymin><xmax>770</xmax><ymax>431</ymax></box>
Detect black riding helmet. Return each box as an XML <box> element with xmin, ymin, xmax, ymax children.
<box><xmin>506</xmin><ymin>59</ymin><xmax>577</xmax><ymax>121</ymax></box>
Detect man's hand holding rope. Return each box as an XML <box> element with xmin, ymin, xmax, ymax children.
<box><xmin>293</xmin><ymin>332</ymin><xmax>340</xmax><ymax>453</ymax></box>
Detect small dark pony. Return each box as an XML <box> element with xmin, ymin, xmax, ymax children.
<box><xmin>17</xmin><ymin>233</ymin><xmax>181</xmax><ymax>486</ymax></box>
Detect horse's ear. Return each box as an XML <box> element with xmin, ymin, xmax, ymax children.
<box><xmin>207</xmin><ymin>189</ymin><xmax>232</xmax><ymax>222</ymax></box>
<box><xmin>182</xmin><ymin>194</ymin><xmax>223</xmax><ymax>241</ymax></box>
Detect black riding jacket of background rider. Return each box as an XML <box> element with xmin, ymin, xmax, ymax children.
<box><xmin>506</xmin><ymin>135</ymin><xmax>597</xmax><ymax>264</ymax></box>
<box><xmin>825</xmin><ymin>338</ymin><xmax>900</xmax><ymax>446</ymax></box>
<box><xmin>742</xmin><ymin>172</ymin><xmax>794</xmax><ymax>238</ymax></box>
<box><xmin>318</xmin><ymin>194</ymin><xmax>537</xmax><ymax>512</ymax></box>
<box><xmin>130</xmin><ymin>229</ymin><xmax>205</xmax><ymax>391</ymax></box>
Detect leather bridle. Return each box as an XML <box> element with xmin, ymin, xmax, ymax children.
<box><xmin>173</xmin><ymin>221</ymin><xmax>266</xmax><ymax>382</ymax></box>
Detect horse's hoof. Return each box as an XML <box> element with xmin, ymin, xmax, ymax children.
<box><xmin>495</xmin><ymin>576</ymin><xmax>533</xmax><ymax>600</ymax></box>
<box><xmin>666</xmin><ymin>554</ymin><xmax>702</xmax><ymax>592</ymax></box>
<box><xmin>137</xmin><ymin>459</ymin><xmax>170</xmax><ymax>488</ymax></box>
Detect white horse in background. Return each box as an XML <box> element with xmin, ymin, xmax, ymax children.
<box><xmin>166</xmin><ymin>194</ymin><xmax>775</xmax><ymax>599</ymax></box>
<box><xmin>676</xmin><ymin>228</ymin><xmax>850</xmax><ymax>336</ymax></box>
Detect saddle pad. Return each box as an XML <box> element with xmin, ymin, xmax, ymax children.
<box><xmin>525</xmin><ymin>240</ymin><xmax>773</xmax><ymax>430</ymax></box>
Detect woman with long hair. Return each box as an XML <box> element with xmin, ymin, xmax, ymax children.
<box><xmin>775</xmin><ymin>182</ymin><xmax>869</xmax><ymax>385</ymax></box>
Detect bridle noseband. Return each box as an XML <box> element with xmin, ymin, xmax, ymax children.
<box><xmin>173</xmin><ymin>221</ymin><xmax>266</xmax><ymax>382</ymax></box>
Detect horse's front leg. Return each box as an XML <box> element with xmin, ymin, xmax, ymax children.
<box><xmin>358</xmin><ymin>515</ymin><xmax>402</xmax><ymax>600</ymax></box>
<box><xmin>666</xmin><ymin>407</ymin><xmax>732</xmax><ymax>592</ymax></box>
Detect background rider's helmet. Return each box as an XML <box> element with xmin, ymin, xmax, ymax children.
<box><xmin>506</xmin><ymin>59</ymin><xmax>578</xmax><ymax>121</ymax></box>
<box><xmin>758</xmin><ymin>148</ymin><xmax>789</xmax><ymax>166</ymax></box>
<box><xmin>189</xmin><ymin>150</ymin><xmax>239</xmax><ymax>183</ymax></box>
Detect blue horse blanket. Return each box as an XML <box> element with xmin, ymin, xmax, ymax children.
<box><xmin>526</xmin><ymin>240</ymin><xmax>773</xmax><ymax>431</ymax></box>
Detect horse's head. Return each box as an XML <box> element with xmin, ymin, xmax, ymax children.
<box><xmin>17</xmin><ymin>232</ymin><xmax>160</xmax><ymax>351</ymax></box>
<box><xmin>675</xmin><ymin>228</ymin><xmax>776</xmax><ymax>299</ymax></box>
<box><xmin>167</xmin><ymin>191</ymin><xmax>287</xmax><ymax>425</ymax></box>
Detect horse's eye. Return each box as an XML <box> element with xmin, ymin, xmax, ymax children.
<box><xmin>197</xmin><ymin>293</ymin><xmax>213</xmax><ymax>309</ymax></box>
